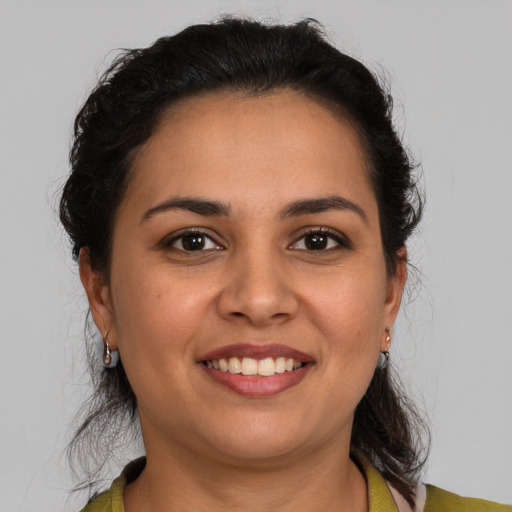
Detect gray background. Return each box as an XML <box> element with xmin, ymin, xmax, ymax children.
<box><xmin>1</xmin><ymin>1</ymin><xmax>511</xmax><ymax>510</ymax></box>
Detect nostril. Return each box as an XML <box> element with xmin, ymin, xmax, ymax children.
<box><xmin>217</xmin><ymin>281</ymin><xmax>299</xmax><ymax>326</ymax></box>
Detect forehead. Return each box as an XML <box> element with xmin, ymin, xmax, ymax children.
<box><xmin>125</xmin><ymin>90</ymin><xmax>376</xmax><ymax>217</ymax></box>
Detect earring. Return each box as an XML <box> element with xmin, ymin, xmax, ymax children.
<box><xmin>103</xmin><ymin>340</ymin><xmax>112</xmax><ymax>366</ymax></box>
<box><xmin>378</xmin><ymin>328</ymin><xmax>391</xmax><ymax>368</ymax></box>
<box><xmin>102</xmin><ymin>338</ymin><xmax>119</xmax><ymax>368</ymax></box>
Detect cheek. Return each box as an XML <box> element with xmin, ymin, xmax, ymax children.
<box><xmin>305</xmin><ymin>265</ymin><xmax>386</xmax><ymax>378</ymax></box>
<box><xmin>109</xmin><ymin>263</ymin><xmax>215</xmax><ymax>362</ymax></box>
<box><xmin>108</xmin><ymin>266</ymin><xmax>220</xmax><ymax>420</ymax></box>
<box><xmin>309</xmin><ymin>264</ymin><xmax>386</xmax><ymax>336</ymax></box>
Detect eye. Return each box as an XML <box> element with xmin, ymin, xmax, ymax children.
<box><xmin>290</xmin><ymin>229</ymin><xmax>349</xmax><ymax>252</ymax></box>
<box><xmin>166</xmin><ymin>231</ymin><xmax>223</xmax><ymax>252</ymax></box>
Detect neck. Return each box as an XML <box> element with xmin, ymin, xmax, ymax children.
<box><xmin>124</xmin><ymin>433</ymin><xmax>368</xmax><ymax>512</ymax></box>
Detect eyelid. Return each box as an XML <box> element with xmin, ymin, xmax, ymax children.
<box><xmin>157</xmin><ymin>226</ymin><xmax>350</xmax><ymax>252</ymax></box>
<box><xmin>289</xmin><ymin>226</ymin><xmax>352</xmax><ymax>251</ymax></box>
<box><xmin>159</xmin><ymin>227</ymin><xmax>225</xmax><ymax>251</ymax></box>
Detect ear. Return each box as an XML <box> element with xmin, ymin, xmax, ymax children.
<box><xmin>381</xmin><ymin>246</ymin><xmax>407</xmax><ymax>351</ymax></box>
<box><xmin>79</xmin><ymin>247</ymin><xmax>117</xmax><ymax>350</ymax></box>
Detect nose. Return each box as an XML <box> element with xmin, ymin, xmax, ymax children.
<box><xmin>216</xmin><ymin>249</ymin><xmax>299</xmax><ymax>327</ymax></box>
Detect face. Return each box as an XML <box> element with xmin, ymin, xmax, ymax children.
<box><xmin>82</xmin><ymin>90</ymin><xmax>405</xmax><ymax>465</ymax></box>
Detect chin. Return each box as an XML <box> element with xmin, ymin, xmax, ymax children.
<box><xmin>193</xmin><ymin>410</ymin><xmax>330</xmax><ymax>466</ymax></box>
<box><xmin>207</xmin><ymin>434</ymin><xmax>307</xmax><ymax>465</ymax></box>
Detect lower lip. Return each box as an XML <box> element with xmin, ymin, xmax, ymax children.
<box><xmin>200</xmin><ymin>364</ymin><xmax>312</xmax><ymax>397</ymax></box>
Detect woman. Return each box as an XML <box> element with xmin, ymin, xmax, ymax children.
<box><xmin>59</xmin><ymin>18</ymin><xmax>511</xmax><ymax>512</ymax></box>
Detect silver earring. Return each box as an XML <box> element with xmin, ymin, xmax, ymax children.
<box><xmin>103</xmin><ymin>339</ymin><xmax>119</xmax><ymax>368</ymax></box>
<box><xmin>378</xmin><ymin>349</ymin><xmax>390</xmax><ymax>368</ymax></box>
<box><xmin>378</xmin><ymin>329</ymin><xmax>391</xmax><ymax>368</ymax></box>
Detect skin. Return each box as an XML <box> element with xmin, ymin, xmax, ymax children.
<box><xmin>81</xmin><ymin>90</ymin><xmax>406</xmax><ymax>512</ymax></box>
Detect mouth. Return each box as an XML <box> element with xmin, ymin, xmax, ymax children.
<box><xmin>202</xmin><ymin>356</ymin><xmax>304</xmax><ymax>376</ymax></box>
<box><xmin>198</xmin><ymin>344</ymin><xmax>315</xmax><ymax>397</ymax></box>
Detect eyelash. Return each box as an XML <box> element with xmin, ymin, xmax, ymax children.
<box><xmin>290</xmin><ymin>227</ymin><xmax>351</xmax><ymax>252</ymax></box>
<box><xmin>161</xmin><ymin>229</ymin><xmax>223</xmax><ymax>252</ymax></box>
<box><xmin>160</xmin><ymin>227</ymin><xmax>351</xmax><ymax>254</ymax></box>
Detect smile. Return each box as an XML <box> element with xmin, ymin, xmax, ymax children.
<box><xmin>198</xmin><ymin>344</ymin><xmax>314</xmax><ymax>397</ymax></box>
<box><xmin>203</xmin><ymin>356</ymin><xmax>303</xmax><ymax>376</ymax></box>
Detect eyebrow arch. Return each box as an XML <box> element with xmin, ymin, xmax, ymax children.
<box><xmin>281</xmin><ymin>195</ymin><xmax>368</xmax><ymax>223</ymax></box>
<box><xmin>140</xmin><ymin>197</ymin><xmax>231</xmax><ymax>223</ymax></box>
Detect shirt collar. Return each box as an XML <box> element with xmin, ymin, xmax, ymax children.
<box><xmin>107</xmin><ymin>456</ymin><xmax>401</xmax><ymax>512</ymax></box>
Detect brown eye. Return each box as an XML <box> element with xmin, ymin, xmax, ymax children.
<box><xmin>304</xmin><ymin>233</ymin><xmax>328</xmax><ymax>250</ymax></box>
<box><xmin>291</xmin><ymin>230</ymin><xmax>347</xmax><ymax>252</ymax></box>
<box><xmin>181</xmin><ymin>234</ymin><xmax>206</xmax><ymax>251</ymax></box>
<box><xmin>170</xmin><ymin>232</ymin><xmax>221</xmax><ymax>252</ymax></box>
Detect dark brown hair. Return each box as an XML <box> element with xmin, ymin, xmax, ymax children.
<box><xmin>60</xmin><ymin>17</ymin><xmax>428</xmax><ymax>505</ymax></box>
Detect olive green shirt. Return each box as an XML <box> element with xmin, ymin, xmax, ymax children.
<box><xmin>81</xmin><ymin>458</ymin><xmax>511</xmax><ymax>511</ymax></box>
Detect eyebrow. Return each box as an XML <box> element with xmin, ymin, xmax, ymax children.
<box><xmin>281</xmin><ymin>195</ymin><xmax>368</xmax><ymax>223</ymax></box>
<box><xmin>140</xmin><ymin>197</ymin><xmax>231</xmax><ymax>223</ymax></box>
<box><xmin>140</xmin><ymin>194</ymin><xmax>367</xmax><ymax>224</ymax></box>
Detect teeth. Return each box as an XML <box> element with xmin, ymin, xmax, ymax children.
<box><xmin>241</xmin><ymin>357</ymin><xmax>258</xmax><ymax>375</ymax></box>
<box><xmin>228</xmin><ymin>357</ymin><xmax>242</xmax><ymax>374</ymax></box>
<box><xmin>275</xmin><ymin>357</ymin><xmax>286</xmax><ymax>373</ymax></box>
<box><xmin>205</xmin><ymin>356</ymin><xmax>304</xmax><ymax>376</ymax></box>
<box><xmin>258</xmin><ymin>357</ymin><xmax>275</xmax><ymax>376</ymax></box>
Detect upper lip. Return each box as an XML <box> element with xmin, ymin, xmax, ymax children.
<box><xmin>198</xmin><ymin>343</ymin><xmax>315</xmax><ymax>363</ymax></box>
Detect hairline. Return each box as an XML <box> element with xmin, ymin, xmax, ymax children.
<box><xmin>103</xmin><ymin>86</ymin><xmax>392</xmax><ymax>279</ymax></box>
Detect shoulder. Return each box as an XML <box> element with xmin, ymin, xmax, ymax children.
<box><xmin>79</xmin><ymin>457</ymin><xmax>146</xmax><ymax>512</ymax></box>
<box><xmin>425</xmin><ymin>484</ymin><xmax>512</xmax><ymax>512</ymax></box>
<box><xmin>80</xmin><ymin>480</ymin><xmax>124</xmax><ymax>512</ymax></box>
<box><xmin>361</xmin><ymin>457</ymin><xmax>511</xmax><ymax>512</ymax></box>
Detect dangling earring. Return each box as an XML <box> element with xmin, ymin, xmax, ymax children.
<box><xmin>378</xmin><ymin>328</ymin><xmax>391</xmax><ymax>368</ymax></box>
<box><xmin>103</xmin><ymin>340</ymin><xmax>112</xmax><ymax>366</ymax></box>
<box><xmin>102</xmin><ymin>337</ymin><xmax>119</xmax><ymax>368</ymax></box>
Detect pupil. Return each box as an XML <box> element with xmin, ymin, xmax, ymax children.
<box><xmin>182</xmin><ymin>234</ymin><xmax>205</xmax><ymax>251</ymax></box>
<box><xmin>305</xmin><ymin>233</ymin><xmax>327</xmax><ymax>250</ymax></box>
